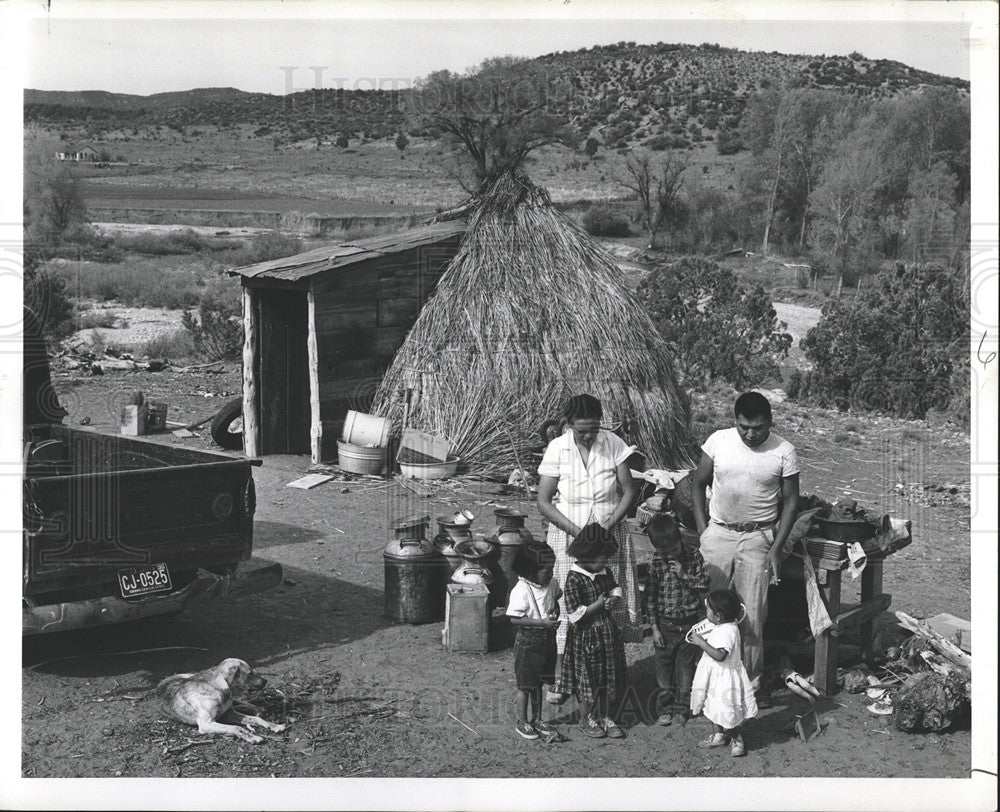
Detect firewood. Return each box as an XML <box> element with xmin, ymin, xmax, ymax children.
<box><xmin>894</xmin><ymin>611</ymin><xmax>971</xmax><ymax>671</ymax></box>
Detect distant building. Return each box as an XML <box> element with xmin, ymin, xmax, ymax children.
<box><xmin>56</xmin><ymin>146</ymin><xmax>99</xmax><ymax>162</ymax></box>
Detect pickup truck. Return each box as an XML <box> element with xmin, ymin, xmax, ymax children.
<box><xmin>22</xmin><ymin>306</ymin><xmax>281</xmax><ymax>634</ymax></box>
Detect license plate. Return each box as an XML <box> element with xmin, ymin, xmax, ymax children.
<box><xmin>118</xmin><ymin>563</ymin><xmax>172</xmax><ymax>598</ymax></box>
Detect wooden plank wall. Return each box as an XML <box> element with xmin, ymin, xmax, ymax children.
<box><xmin>310</xmin><ymin>237</ymin><xmax>459</xmax><ymax>460</ymax></box>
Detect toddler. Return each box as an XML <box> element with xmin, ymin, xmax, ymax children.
<box><xmin>689</xmin><ymin>589</ymin><xmax>758</xmax><ymax>757</ymax></box>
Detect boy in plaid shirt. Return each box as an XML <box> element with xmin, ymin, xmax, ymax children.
<box><xmin>645</xmin><ymin>513</ymin><xmax>710</xmax><ymax>725</ymax></box>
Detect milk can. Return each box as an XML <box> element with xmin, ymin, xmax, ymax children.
<box><xmin>451</xmin><ymin>538</ymin><xmax>496</xmax><ymax>597</ymax></box>
<box><xmin>487</xmin><ymin>508</ymin><xmax>534</xmax><ymax>606</ymax></box>
<box><xmin>383</xmin><ymin>514</ymin><xmax>445</xmax><ymax>624</ymax></box>
<box><xmin>434</xmin><ymin>511</ymin><xmax>474</xmax><ymax>579</ymax></box>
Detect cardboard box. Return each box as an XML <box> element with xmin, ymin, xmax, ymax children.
<box><xmin>398</xmin><ymin>428</ymin><xmax>451</xmax><ymax>464</ymax></box>
<box><xmin>120</xmin><ymin>404</ymin><xmax>148</xmax><ymax>436</ymax></box>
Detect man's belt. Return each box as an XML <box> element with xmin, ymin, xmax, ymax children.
<box><xmin>712</xmin><ymin>519</ymin><xmax>775</xmax><ymax>533</ymax></box>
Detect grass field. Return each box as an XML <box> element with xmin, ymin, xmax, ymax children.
<box><xmin>57</xmin><ymin>123</ymin><xmax>746</xmax><ymax>210</ymax></box>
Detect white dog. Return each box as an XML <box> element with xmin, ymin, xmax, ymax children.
<box><xmin>155</xmin><ymin>658</ymin><xmax>286</xmax><ymax>744</ymax></box>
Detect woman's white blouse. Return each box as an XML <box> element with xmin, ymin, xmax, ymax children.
<box><xmin>537</xmin><ymin>429</ymin><xmax>636</xmax><ymax>527</ymax></box>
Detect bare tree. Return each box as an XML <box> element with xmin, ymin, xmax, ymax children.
<box><xmin>621</xmin><ymin>149</ymin><xmax>688</xmax><ymax>249</ymax></box>
<box><xmin>408</xmin><ymin>57</ymin><xmax>580</xmax><ymax>193</ymax></box>
<box><xmin>24</xmin><ymin>126</ymin><xmax>88</xmax><ymax>240</ymax></box>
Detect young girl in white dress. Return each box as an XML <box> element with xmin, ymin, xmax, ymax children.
<box><xmin>689</xmin><ymin>589</ymin><xmax>758</xmax><ymax>757</ymax></box>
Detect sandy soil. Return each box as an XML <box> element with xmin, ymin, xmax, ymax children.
<box><xmin>70</xmin><ymin>305</ymin><xmax>187</xmax><ymax>350</ymax></box>
<box><xmin>21</xmin><ymin>367</ymin><xmax>971</xmax><ymax>778</ymax></box>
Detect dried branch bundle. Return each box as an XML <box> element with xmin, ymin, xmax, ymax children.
<box><xmin>373</xmin><ymin>172</ymin><xmax>695</xmax><ymax>475</ymax></box>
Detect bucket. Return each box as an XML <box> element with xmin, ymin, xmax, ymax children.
<box><xmin>337</xmin><ymin>439</ymin><xmax>388</xmax><ymax>475</ymax></box>
<box><xmin>398</xmin><ymin>456</ymin><xmax>460</xmax><ymax>480</ymax></box>
<box><xmin>342</xmin><ymin>410</ymin><xmax>391</xmax><ymax>448</ymax></box>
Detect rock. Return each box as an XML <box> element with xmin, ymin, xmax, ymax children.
<box><xmin>102</xmin><ymin>727</ymin><xmax>114</xmax><ymax>737</ymax></box>
<box><xmin>842</xmin><ymin>666</ymin><xmax>872</xmax><ymax>693</ymax></box>
<box><xmin>894</xmin><ymin>671</ymin><xmax>968</xmax><ymax>733</ymax></box>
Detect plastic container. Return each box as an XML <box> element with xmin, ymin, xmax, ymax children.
<box><xmin>342</xmin><ymin>410</ymin><xmax>391</xmax><ymax>448</ymax></box>
<box><xmin>398</xmin><ymin>456</ymin><xmax>461</xmax><ymax>480</ymax></box>
<box><xmin>337</xmin><ymin>439</ymin><xmax>388</xmax><ymax>475</ymax></box>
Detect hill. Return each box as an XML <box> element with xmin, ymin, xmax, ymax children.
<box><xmin>25</xmin><ymin>41</ymin><xmax>968</xmax><ymax>149</ymax></box>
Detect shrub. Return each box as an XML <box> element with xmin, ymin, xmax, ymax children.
<box><xmin>45</xmin><ymin>258</ymin><xmax>203</xmax><ymax>310</ymax></box>
<box><xmin>798</xmin><ymin>263</ymin><xmax>968</xmax><ymax>420</ymax></box>
<box><xmin>113</xmin><ymin>228</ymin><xmax>240</xmax><ymax>256</ymax></box>
<box><xmin>643</xmin><ymin>134</ymin><xmax>673</xmax><ymax>151</ymax></box>
<box><xmin>716</xmin><ymin>126</ymin><xmax>744</xmax><ymax>155</ymax></box>
<box><xmin>636</xmin><ymin>256</ymin><xmax>793</xmax><ymax>390</ymax></box>
<box><xmin>140</xmin><ymin>328</ymin><xmax>196</xmax><ymax>361</ymax></box>
<box><xmin>584</xmin><ymin>137</ymin><xmax>600</xmax><ymax>157</ymax></box>
<box><xmin>23</xmin><ymin>249</ymin><xmax>75</xmax><ymax>341</ymax></box>
<box><xmin>582</xmin><ymin>204</ymin><xmax>631</xmax><ymax>238</ymax></box>
<box><xmin>182</xmin><ymin>275</ymin><xmax>243</xmax><ymax>361</ymax></box>
<box><xmin>75</xmin><ymin>309</ymin><xmax>119</xmax><ymax>330</ymax></box>
<box><xmin>223</xmin><ymin>231</ymin><xmax>303</xmax><ymax>266</ymax></box>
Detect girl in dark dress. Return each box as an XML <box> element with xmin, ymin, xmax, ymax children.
<box><xmin>558</xmin><ymin>523</ymin><xmax>629</xmax><ymax>739</ymax></box>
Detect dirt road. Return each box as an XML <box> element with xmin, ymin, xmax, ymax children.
<box><xmin>21</xmin><ymin>368</ymin><xmax>971</xmax><ymax>778</ymax></box>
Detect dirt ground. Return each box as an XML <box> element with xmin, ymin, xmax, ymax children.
<box><xmin>20</xmin><ymin>363</ymin><xmax>973</xmax><ymax>780</ymax></box>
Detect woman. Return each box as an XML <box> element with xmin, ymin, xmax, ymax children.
<box><xmin>536</xmin><ymin>394</ymin><xmax>642</xmax><ymax>700</ymax></box>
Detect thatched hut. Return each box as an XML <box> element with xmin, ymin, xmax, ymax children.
<box><xmin>372</xmin><ymin>173</ymin><xmax>695</xmax><ymax>474</ymax></box>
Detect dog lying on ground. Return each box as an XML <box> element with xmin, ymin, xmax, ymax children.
<box><xmin>155</xmin><ymin>658</ymin><xmax>286</xmax><ymax>744</ymax></box>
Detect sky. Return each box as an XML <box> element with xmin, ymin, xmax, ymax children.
<box><xmin>15</xmin><ymin>4</ymin><xmax>974</xmax><ymax>97</ymax></box>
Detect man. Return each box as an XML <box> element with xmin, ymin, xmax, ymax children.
<box><xmin>690</xmin><ymin>391</ymin><xmax>800</xmax><ymax>704</ymax></box>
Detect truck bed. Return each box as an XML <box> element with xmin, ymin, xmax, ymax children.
<box><xmin>23</xmin><ymin>424</ymin><xmax>262</xmax><ymax>604</ymax></box>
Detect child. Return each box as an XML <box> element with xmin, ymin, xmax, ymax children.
<box><xmin>645</xmin><ymin>513</ymin><xmax>710</xmax><ymax>726</ymax></box>
<box><xmin>506</xmin><ymin>541</ymin><xmax>563</xmax><ymax>741</ymax></box>
<box><xmin>689</xmin><ymin>589</ymin><xmax>758</xmax><ymax>757</ymax></box>
<box><xmin>558</xmin><ymin>523</ymin><xmax>629</xmax><ymax>740</ymax></box>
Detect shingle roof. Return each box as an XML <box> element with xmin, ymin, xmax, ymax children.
<box><xmin>227</xmin><ymin>220</ymin><xmax>465</xmax><ymax>281</ymax></box>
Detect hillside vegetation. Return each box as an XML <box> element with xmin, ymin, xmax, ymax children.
<box><xmin>25</xmin><ymin>41</ymin><xmax>967</xmax><ymax>150</ymax></box>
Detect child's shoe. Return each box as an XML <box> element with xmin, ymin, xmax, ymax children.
<box><xmin>533</xmin><ymin>720</ymin><xmax>567</xmax><ymax>744</ymax></box>
<box><xmin>697</xmin><ymin>732</ymin><xmax>729</xmax><ymax>748</ymax></box>
<box><xmin>730</xmin><ymin>734</ymin><xmax>746</xmax><ymax>757</ymax></box>
<box><xmin>602</xmin><ymin>717</ymin><xmax>625</xmax><ymax>738</ymax></box>
<box><xmin>579</xmin><ymin>714</ymin><xmax>607</xmax><ymax>738</ymax></box>
<box><xmin>656</xmin><ymin>712</ymin><xmax>674</xmax><ymax>726</ymax></box>
<box><xmin>515</xmin><ymin>721</ymin><xmax>539</xmax><ymax>740</ymax></box>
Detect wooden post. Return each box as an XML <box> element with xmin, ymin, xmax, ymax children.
<box><xmin>860</xmin><ymin>558</ymin><xmax>884</xmax><ymax>660</ymax></box>
<box><xmin>241</xmin><ymin>286</ymin><xmax>260</xmax><ymax>458</ymax></box>
<box><xmin>307</xmin><ymin>289</ymin><xmax>322</xmax><ymax>464</ymax></box>
<box><xmin>814</xmin><ymin>566</ymin><xmax>842</xmax><ymax>695</ymax></box>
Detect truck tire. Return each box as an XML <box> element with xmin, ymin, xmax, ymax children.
<box><xmin>211</xmin><ymin>398</ymin><xmax>244</xmax><ymax>450</ymax></box>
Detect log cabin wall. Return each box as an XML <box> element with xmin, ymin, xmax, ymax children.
<box><xmin>230</xmin><ymin>222</ymin><xmax>464</xmax><ymax>463</ymax></box>
<box><xmin>310</xmin><ymin>240</ymin><xmax>458</xmax><ymax>461</ymax></box>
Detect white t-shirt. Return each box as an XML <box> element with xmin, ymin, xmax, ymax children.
<box><xmin>506</xmin><ymin>578</ymin><xmax>561</xmax><ymax>620</ymax></box>
<box><xmin>702</xmin><ymin>428</ymin><xmax>799</xmax><ymax>524</ymax></box>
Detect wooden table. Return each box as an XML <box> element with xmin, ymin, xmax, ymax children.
<box><xmin>774</xmin><ymin>543</ymin><xmax>892</xmax><ymax>695</ymax></box>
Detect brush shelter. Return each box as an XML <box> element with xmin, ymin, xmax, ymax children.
<box><xmin>228</xmin><ymin>222</ymin><xmax>465</xmax><ymax>462</ymax></box>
